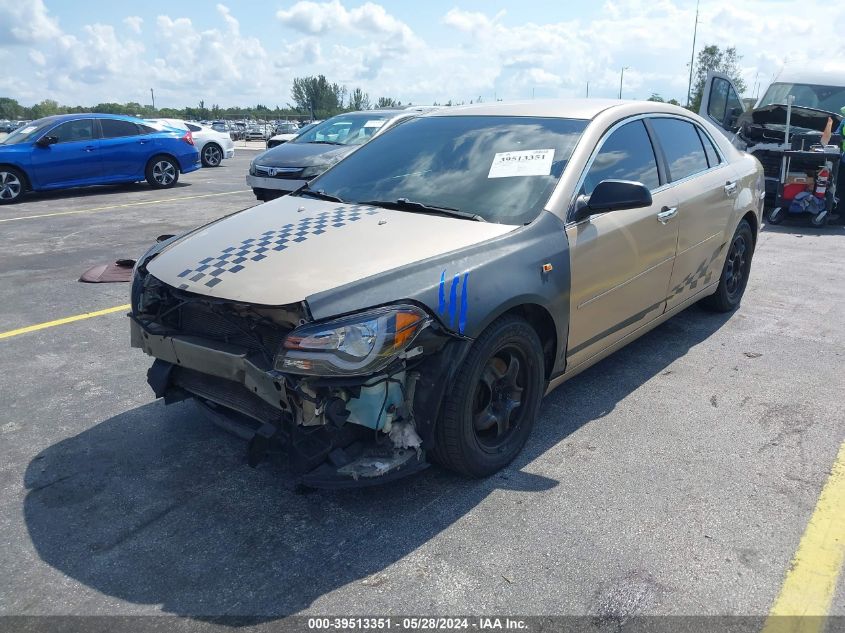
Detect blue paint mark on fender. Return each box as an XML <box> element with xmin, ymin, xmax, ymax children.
<box><xmin>458</xmin><ymin>272</ymin><xmax>469</xmax><ymax>334</ymax></box>
<box><xmin>449</xmin><ymin>274</ymin><xmax>459</xmax><ymax>329</ymax></box>
<box><xmin>437</xmin><ymin>269</ymin><xmax>470</xmax><ymax>335</ymax></box>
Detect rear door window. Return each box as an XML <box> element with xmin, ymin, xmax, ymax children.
<box><xmin>649</xmin><ymin>118</ymin><xmax>709</xmax><ymax>181</ymax></box>
<box><xmin>100</xmin><ymin>119</ymin><xmax>140</xmax><ymax>139</ymax></box>
<box><xmin>581</xmin><ymin>119</ymin><xmax>660</xmax><ymax>195</ymax></box>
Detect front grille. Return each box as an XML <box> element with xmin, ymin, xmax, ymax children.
<box><xmin>254</xmin><ymin>165</ymin><xmax>304</xmax><ymax>179</ymax></box>
<box><xmin>172</xmin><ymin>366</ymin><xmax>284</xmax><ymax>423</ymax></box>
<box><xmin>176</xmin><ymin>302</ymin><xmax>288</xmax><ymax>357</ymax></box>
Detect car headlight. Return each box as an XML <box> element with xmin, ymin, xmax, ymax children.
<box><xmin>299</xmin><ymin>164</ymin><xmax>331</xmax><ymax>179</ymax></box>
<box><xmin>275</xmin><ymin>305</ymin><xmax>430</xmax><ymax>376</ymax></box>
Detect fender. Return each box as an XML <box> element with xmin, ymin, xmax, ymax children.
<box><xmin>306</xmin><ymin>210</ymin><xmax>572</xmax><ymax>374</ymax></box>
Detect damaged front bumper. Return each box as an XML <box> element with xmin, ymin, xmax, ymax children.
<box><xmin>130</xmin><ymin>309</ymin><xmax>461</xmax><ymax>488</ymax></box>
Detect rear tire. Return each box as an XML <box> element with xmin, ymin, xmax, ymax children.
<box><xmin>201</xmin><ymin>143</ymin><xmax>223</xmax><ymax>167</ymax></box>
<box><xmin>433</xmin><ymin>315</ymin><xmax>544</xmax><ymax>477</ymax></box>
<box><xmin>0</xmin><ymin>167</ymin><xmax>26</xmax><ymax>204</ymax></box>
<box><xmin>701</xmin><ymin>219</ymin><xmax>754</xmax><ymax>313</ymax></box>
<box><xmin>145</xmin><ymin>156</ymin><xmax>179</xmax><ymax>189</ymax></box>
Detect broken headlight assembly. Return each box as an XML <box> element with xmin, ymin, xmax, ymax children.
<box><xmin>275</xmin><ymin>305</ymin><xmax>430</xmax><ymax>376</ymax></box>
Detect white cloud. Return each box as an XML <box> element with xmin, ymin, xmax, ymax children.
<box><xmin>277</xmin><ymin>0</ymin><xmax>418</xmax><ymax>51</ymax></box>
<box><xmin>123</xmin><ymin>16</ymin><xmax>143</xmax><ymax>34</ymax></box>
<box><xmin>0</xmin><ymin>0</ymin><xmax>61</xmax><ymax>44</ymax></box>
<box><xmin>2</xmin><ymin>0</ymin><xmax>844</xmax><ymax>109</ymax></box>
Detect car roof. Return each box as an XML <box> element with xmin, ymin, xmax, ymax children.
<box><xmin>768</xmin><ymin>68</ymin><xmax>845</xmax><ymax>88</ymax></box>
<box><xmin>30</xmin><ymin>113</ymin><xmax>148</xmax><ymax>126</ymax></box>
<box><xmin>425</xmin><ymin>99</ymin><xmax>634</xmax><ymax>120</ymax></box>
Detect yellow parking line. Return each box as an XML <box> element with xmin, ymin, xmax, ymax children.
<box><xmin>761</xmin><ymin>441</ymin><xmax>845</xmax><ymax>633</ymax></box>
<box><xmin>0</xmin><ymin>304</ymin><xmax>130</xmax><ymax>340</ymax></box>
<box><xmin>0</xmin><ymin>190</ymin><xmax>250</xmax><ymax>223</ymax></box>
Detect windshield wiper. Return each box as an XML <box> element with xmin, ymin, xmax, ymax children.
<box><xmin>306</xmin><ymin>140</ymin><xmax>344</xmax><ymax>145</ymax></box>
<box><xmin>295</xmin><ymin>184</ymin><xmax>345</xmax><ymax>203</ymax></box>
<box><xmin>358</xmin><ymin>198</ymin><xmax>485</xmax><ymax>222</ymax></box>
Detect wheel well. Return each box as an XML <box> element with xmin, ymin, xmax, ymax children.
<box><xmin>147</xmin><ymin>153</ymin><xmax>180</xmax><ymax>172</ymax></box>
<box><xmin>0</xmin><ymin>163</ymin><xmax>30</xmax><ymax>191</ymax></box>
<box><xmin>742</xmin><ymin>210</ymin><xmax>758</xmax><ymax>245</ymax></box>
<box><xmin>502</xmin><ymin>304</ymin><xmax>557</xmax><ymax>379</ymax></box>
<box><xmin>204</xmin><ymin>142</ymin><xmax>221</xmax><ymax>150</ymax></box>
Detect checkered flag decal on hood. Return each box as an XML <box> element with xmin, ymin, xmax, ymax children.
<box><xmin>175</xmin><ymin>205</ymin><xmax>379</xmax><ymax>290</ymax></box>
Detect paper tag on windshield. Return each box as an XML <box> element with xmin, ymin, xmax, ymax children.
<box><xmin>19</xmin><ymin>126</ymin><xmax>37</xmax><ymax>135</ymax></box>
<box><xmin>363</xmin><ymin>120</ymin><xmax>386</xmax><ymax>128</ymax></box>
<box><xmin>488</xmin><ymin>149</ymin><xmax>554</xmax><ymax>178</ymax></box>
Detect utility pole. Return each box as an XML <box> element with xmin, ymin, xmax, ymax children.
<box><xmin>150</xmin><ymin>88</ymin><xmax>155</xmax><ymax>112</ymax></box>
<box><xmin>685</xmin><ymin>0</ymin><xmax>700</xmax><ymax>108</ymax></box>
<box><xmin>586</xmin><ymin>81</ymin><xmax>589</xmax><ymax>98</ymax></box>
<box><xmin>618</xmin><ymin>67</ymin><xmax>629</xmax><ymax>99</ymax></box>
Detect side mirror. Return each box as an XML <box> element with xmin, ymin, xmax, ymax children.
<box><xmin>573</xmin><ymin>179</ymin><xmax>653</xmax><ymax>222</ymax></box>
<box><xmin>36</xmin><ymin>135</ymin><xmax>58</xmax><ymax>148</ymax></box>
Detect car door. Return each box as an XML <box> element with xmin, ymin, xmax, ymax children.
<box><xmin>29</xmin><ymin>118</ymin><xmax>101</xmax><ymax>188</ymax></box>
<box><xmin>565</xmin><ymin>118</ymin><xmax>680</xmax><ymax>368</ymax></box>
<box><xmin>97</xmin><ymin>118</ymin><xmax>146</xmax><ymax>181</ymax></box>
<box><xmin>699</xmin><ymin>71</ymin><xmax>746</xmax><ymax>141</ymax></box>
<box><xmin>648</xmin><ymin>116</ymin><xmax>738</xmax><ymax>310</ymax></box>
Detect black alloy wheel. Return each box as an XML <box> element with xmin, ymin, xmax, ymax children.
<box><xmin>434</xmin><ymin>315</ymin><xmax>545</xmax><ymax>477</ymax></box>
<box><xmin>701</xmin><ymin>219</ymin><xmax>754</xmax><ymax>312</ymax></box>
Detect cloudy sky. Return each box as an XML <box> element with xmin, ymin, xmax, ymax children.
<box><xmin>2</xmin><ymin>0</ymin><xmax>844</xmax><ymax>109</ymax></box>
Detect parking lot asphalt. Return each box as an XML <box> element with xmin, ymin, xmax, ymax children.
<box><xmin>1</xmin><ymin>151</ymin><xmax>843</xmax><ymax>623</ymax></box>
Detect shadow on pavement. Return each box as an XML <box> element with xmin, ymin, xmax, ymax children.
<box><xmin>23</xmin><ymin>304</ymin><xmax>731</xmax><ymax>622</ymax></box>
<box><xmin>23</xmin><ymin>181</ymin><xmax>192</xmax><ymax>204</ymax></box>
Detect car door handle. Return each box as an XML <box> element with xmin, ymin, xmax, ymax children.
<box><xmin>724</xmin><ymin>180</ymin><xmax>738</xmax><ymax>196</ymax></box>
<box><xmin>137</xmin><ymin>139</ymin><xmax>148</xmax><ymax>144</ymax></box>
<box><xmin>657</xmin><ymin>206</ymin><xmax>678</xmax><ymax>223</ymax></box>
<box><xmin>83</xmin><ymin>145</ymin><xmax>97</xmax><ymax>152</ymax></box>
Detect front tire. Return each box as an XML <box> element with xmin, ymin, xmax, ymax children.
<box><xmin>701</xmin><ymin>219</ymin><xmax>754</xmax><ymax>313</ymax></box>
<box><xmin>201</xmin><ymin>143</ymin><xmax>223</xmax><ymax>167</ymax></box>
<box><xmin>0</xmin><ymin>167</ymin><xmax>25</xmax><ymax>204</ymax></box>
<box><xmin>145</xmin><ymin>156</ymin><xmax>179</xmax><ymax>189</ymax></box>
<box><xmin>433</xmin><ymin>315</ymin><xmax>545</xmax><ymax>477</ymax></box>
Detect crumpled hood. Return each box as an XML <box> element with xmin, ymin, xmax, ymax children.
<box><xmin>146</xmin><ymin>196</ymin><xmax>516</xmax><ymax>306</ymax></box>
<box><xmin>740</xmin><ymin>104</ymin><xmax>843</xmax><ymax>130</ymax></box>
<box><xmin>253</xmin><ymin>142</ymin><xmax>355</xmax><ymax>168</ymax></box>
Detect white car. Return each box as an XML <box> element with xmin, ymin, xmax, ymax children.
<box><xmin>146</xmin><ymin>119</ymin><xmax>235</xmax><ymax>167</ymax></box>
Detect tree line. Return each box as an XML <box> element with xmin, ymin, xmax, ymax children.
<box><xmin>0</xmin><ymin>46</ymin><xmax>746</xmax><ymax>122</ymax></box>
<box><xmin>0</xmin><ymin>75</ymin><xmax>406</xmax><ymax>122</ymax></box>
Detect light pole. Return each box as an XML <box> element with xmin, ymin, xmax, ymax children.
<box><xmin>685</xmin><ymin>0</ymin><xmax>700</xmax><ymax>108</ymax></box>
<box><xmin>150</xmin><ymin>88</ymin><xmax>155</xmax><ymax>112</ymax></box>
<box><xmin>618</xmin><ymin>67</ymin><xmax>629</xmax><ymax>99</ymax></box>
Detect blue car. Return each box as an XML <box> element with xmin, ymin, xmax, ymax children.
<box><xmin>0</xmin><ymin>113</ymin><xmax>201</xmax><ymax>204</ymax></box>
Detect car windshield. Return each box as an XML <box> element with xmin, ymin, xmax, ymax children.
<box><xmin>305</xmin><ymin>115</ymin><xmax>587</xmax><ymax>225</ymax></box>
<box><xmin>0</xmin><ymin>117</ymin><xmax>59</xmax><ymax>145</ymax></box>
<box><xmin>758</xmin><ymin>82</ymin><xmax>845</xmax><ymax>114</ymax></box>
<box><xmin>293</xmin><ymin>113</ymin><xmax>394</xmax><ymax>146</ymax></box>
